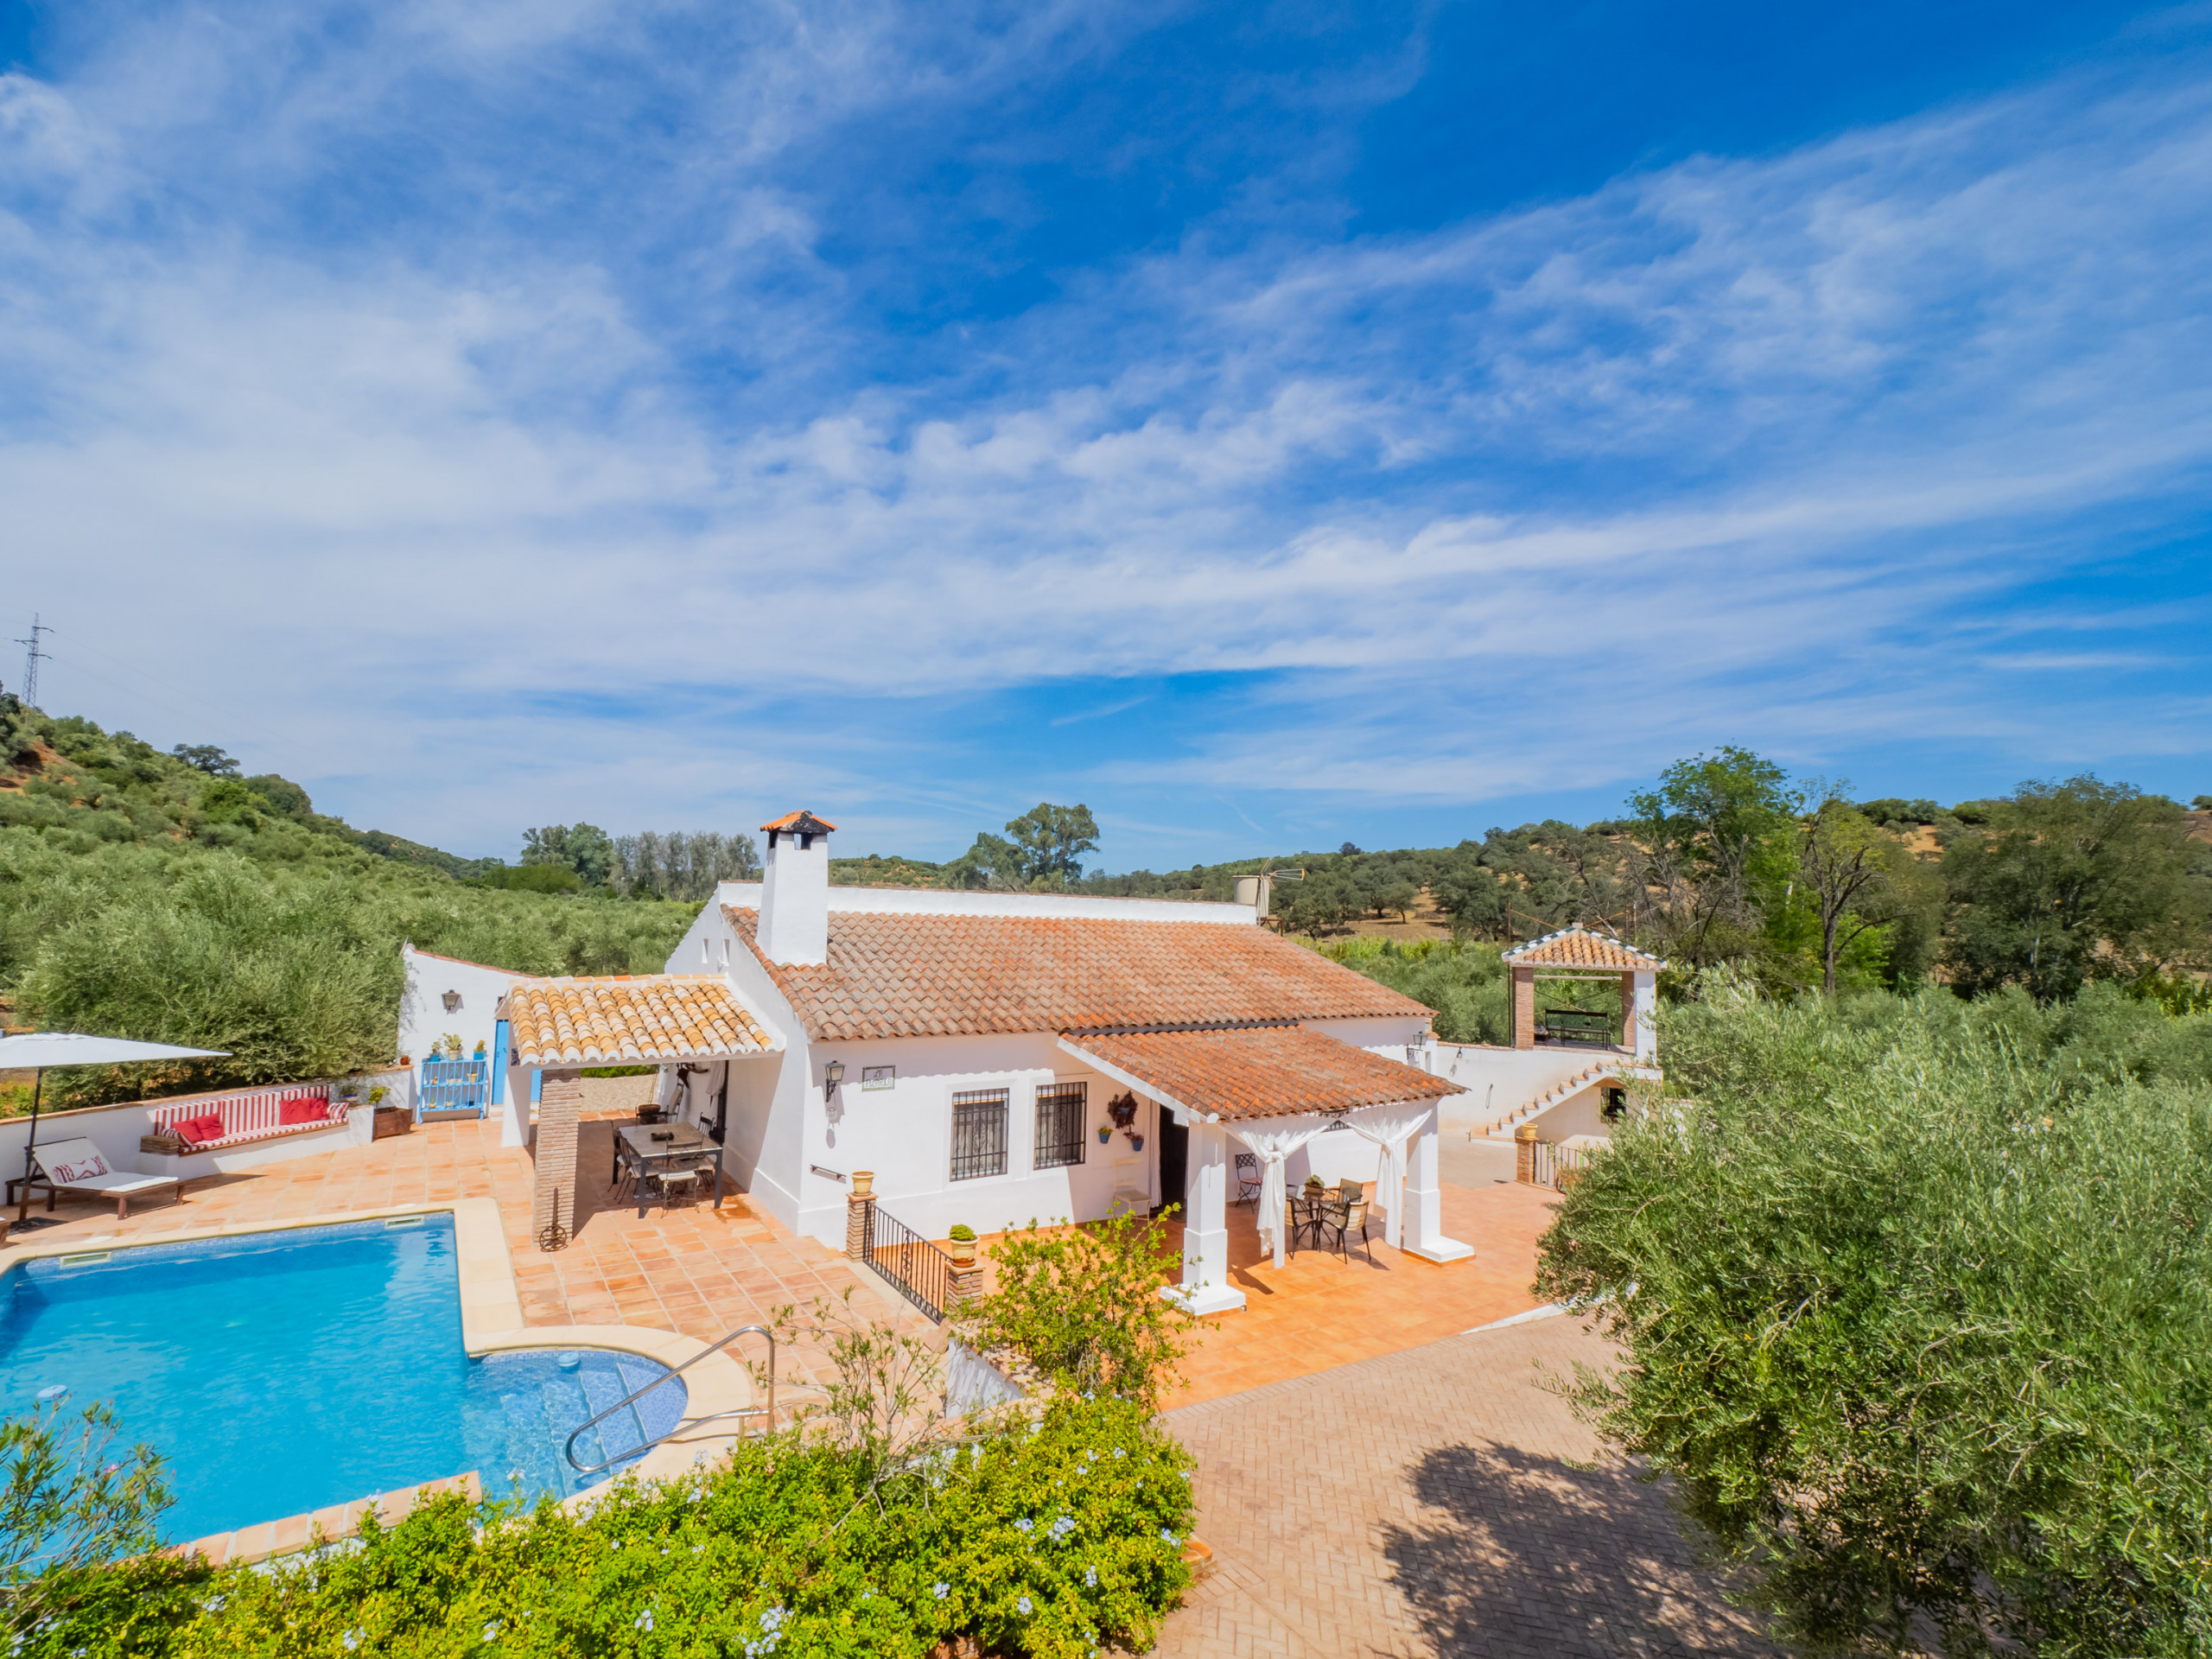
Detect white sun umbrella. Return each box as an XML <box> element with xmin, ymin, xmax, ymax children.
<box><xmin>3</xmin><ymin>1032</ymin><xmax>228</xmax><ymax>1218</ymax></box>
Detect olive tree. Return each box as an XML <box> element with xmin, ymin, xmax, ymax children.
<box><xmin>1536</xmin><ymin>985</ymin><xmax>2212</xmax><ymax>1656</ymax></box>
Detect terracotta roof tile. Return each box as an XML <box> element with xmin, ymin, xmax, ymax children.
<box><xmin>501</xmin><ymin>975</ymin><xmax>779</xmax><ymax>1067</ymax></box>
<box><xmin>1502</xmin><ymin>926</ymin><xmax>1666</xmax><ymax>972</ymax></box>
<box><xmin>1059</xmin><ymin>1025</ymin><xmax>1459</xmax><ymax>1122</ymax></box>
<box><xmin>727</xmin><ymin>908</ymin><xmax>1430</xmax><ymax>1041</ymax></box>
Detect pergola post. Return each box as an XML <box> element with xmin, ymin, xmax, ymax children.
<box><xmin>1398</xmin><ymin>1106</ymin><xmax>1473</xmax><ymax>1263</ymax></box>
<box><xmin>1163</xmin><ymin>1118</ymin><xmax>1246</xmax><ymax>1315</ymax></box>
<box><xmin>1627</xmin><ymin>970</ymin><xmax>1656</xmax><ymax>1058</ymax></box>
<box><xmin>1511</xmin><ymin>967</ymin><xmax>1536</xmax><ymax>1048</ymax></box>
<box><xmin>531</xmin><ymin>1068</ymin><xmax>582</xmax><ymax>1249</ymax></box>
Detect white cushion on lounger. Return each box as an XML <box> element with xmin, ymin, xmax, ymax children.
<box><xmin>30</xmin><ymin>1138</ymin><xmax>172</xmax><ymax>1192</ymax></box>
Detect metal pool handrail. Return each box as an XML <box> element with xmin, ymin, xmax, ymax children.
<box><xmin>563</xmin><ymin>1323</ymin><xmax>777</xmax><ymax>1476</ymax></box>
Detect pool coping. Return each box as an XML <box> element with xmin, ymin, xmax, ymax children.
<box><xmin>3</xmin><ymin>1198</ymin><xmax>758</xmax><ymax>1543</ymax></box>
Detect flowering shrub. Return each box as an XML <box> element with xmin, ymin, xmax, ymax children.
<box><xmin>955</xmin><ymin>1211</ymin><xmax>1194</xmax><ymax>1409</ymax></box>
<box><xmin>11</xmin><ymin>1395</ymin><xmax>1193</xmax><ymax>1658</ymax></box>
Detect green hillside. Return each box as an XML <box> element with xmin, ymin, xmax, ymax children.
<box><xmin>6</xmin><ymin>696</ymin><xmax>2204</xmax><ymax>1106</ymax></box>
<box><xmin>0</xmin><ymin>697</ymin><xmax>699</xmax><ymax>1109</ymax></box>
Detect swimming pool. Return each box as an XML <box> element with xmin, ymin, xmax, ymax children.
<box><xmin>0</xmin><ymin>1216</ymin><xmax>685</xmax><ymax>1542</ymax></box>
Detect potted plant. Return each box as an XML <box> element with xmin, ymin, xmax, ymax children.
<box><xmin>370</xmin><ymin>1084</ymin><xmax>410</xmax><ymax>1141</ymax></box>
<box><xmin>1096</xmin><ymin>1125</ymin><xmax>1113</xmax><ymax>1145</ymax></box>
<box><xmin>947</xmin><ymin>1224</ymin><xmax>977</xmax><ymax>1268</ymax></box>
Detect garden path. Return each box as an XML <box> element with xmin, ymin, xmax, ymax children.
<box><xmin>1154</xmin><ymin>1314</ymin><xmax>1786</xmax><ymax>1658</ymax></box>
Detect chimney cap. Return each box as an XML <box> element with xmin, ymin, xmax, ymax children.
<box><xmin>761</xmin><ymin>809</ymin><xmax>837</xmax><ymax>848</ymax></box>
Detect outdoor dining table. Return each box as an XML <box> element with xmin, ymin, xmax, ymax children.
<box><xmin>1287</xmin><ymin>1192</ymin><xmax>1334</xmax><ymax>1255</ymax></box>
<box><xmin>613</xmin><ymin>1122</ymin><xmax>725</xmax><ymax>1219</ymax></box>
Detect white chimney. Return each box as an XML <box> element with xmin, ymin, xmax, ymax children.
<box><xmin>758</xmin><ymin>810</ymin><xmax>835</xmax><ymax>966</ymax></box>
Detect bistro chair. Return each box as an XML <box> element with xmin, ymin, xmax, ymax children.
<box><xmin>650</xmin><ymin>1165</ymin><xmax>703</xmax><ymax>1208</ymax></box>
<box><xmin>1320</xmin><ymin>1189</ymin><xmax>1374</xmax><ymax>1264</ymax></box>
<box><xmin>1233</xmin><ymin>1153</ymin><xmax>1262</xmax><ymax>1205</ymax></box>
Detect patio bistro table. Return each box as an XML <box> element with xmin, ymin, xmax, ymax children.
<box><xmin>613</xmin><ymin>1122</ymin><xmax>725</xmax><ymax>1219</ymax></box>
<box><xmin>1287</xmin><ymin>1192</ymin><xmax>1332</xmax><ymax>1255</ymax></box>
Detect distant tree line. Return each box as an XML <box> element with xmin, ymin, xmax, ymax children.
<box><xmin>1066</xmin><ymin>750</ymin><xmax>2212</xmax><ymax>1002</ymax></box>
<box><xmin>482</xmin><ymin>823</ymin><xmax>762</xmax><ymax>901</ymax></box>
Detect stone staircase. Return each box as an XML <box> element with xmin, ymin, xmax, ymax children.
<box><xmin>1481</xmin><ymin>1062</ymin><xmax>1662</xmax><ymax>1140</ymax></box>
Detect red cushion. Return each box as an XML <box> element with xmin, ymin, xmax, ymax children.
<box><xmin>175</xmin><ymin>1113</ymin><xmax>228</xmax><ymax>1146</ymax></box>
<box><xmin>278</xmin><ymin>1098</ymin><xmax>329</xmax><ymax>1126</ymax></box>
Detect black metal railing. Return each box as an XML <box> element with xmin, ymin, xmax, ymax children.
<box><xmin>1535</xmin><ymin>1007</ymin><xmax>1618</xmax><ymax>1046</ymax></box>
<box><xmin>1033</xmin><ymin>1082</ymin><xmax>1086</xmax><ymax>1169</ymax></box>
<box><xmin>950</xmin><ymin>1089</ymin><xmax>1008</xmax><ymax>1179</ymax></box>
<box><xmin>863</xmin><ymin>1203</ymin><xmax>956</xmax><ymax>1324</ymax></box>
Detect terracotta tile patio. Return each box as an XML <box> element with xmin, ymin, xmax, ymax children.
<box><xmin>4</xmin><ymin>1097</ymin><xmax>1560</xmax><ymax>1408</ymax></box>
<box><xmin>0</xmin><ymin>1103</ymin><xmax>933</xmax><ymax>1390</ymax></box>
<box><xmin>1158</xmin><ymin>1179</ymin><xmax>1560</xmax><ymax>1408</ymax></box>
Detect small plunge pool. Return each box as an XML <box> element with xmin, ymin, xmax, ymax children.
<box><xmin>0</xmin><ymin>1215</ymin><xmax>684</xmax><ymax>1542</ymax></box>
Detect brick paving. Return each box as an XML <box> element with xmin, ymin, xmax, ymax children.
<box><xmin>1155</xmin><ymin>1315</ymin><xmax>1785</xmax><ymax>1658</ymax></box>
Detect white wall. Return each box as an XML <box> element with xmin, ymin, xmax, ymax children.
<box><xmin>1526</xmin><ymin>1081</ymin><xmax>1621</xmax><ymax>1141</ymax></box>
<box><xmin>801</xmin><ymin>1031</ymin><xmax>1150</xmax><ymax>1248</ymax></box>
<box><xmin>714</xmin><ymin>881</ymin><xmax>1257</xmax><ymax>925</ymax></box>
<box><xmin>0</xmin><ymin>1068</ymin><xmax>405</xmax><ymax>1184</ymax></box>
<box><xmin>399</xmin><ymin>946</ymin><xmax>525</xmax><ymax>1065</ymax></box>
<box><xmin>1423</xmin><ymin>1044</ymin><xmax>1608</xmax><ymax>1136</ymax></box>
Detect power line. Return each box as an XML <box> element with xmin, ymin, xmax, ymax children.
<box><xmin>11</xmin><ymin>615</ymin><xmax>52</xmax><ymax>709</ymax></box>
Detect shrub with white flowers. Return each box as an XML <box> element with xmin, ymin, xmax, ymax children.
<box><xmin>8</xmin><ymin>1387</ymin><xmax>1192</xmax><ymax>1659</ymax></box>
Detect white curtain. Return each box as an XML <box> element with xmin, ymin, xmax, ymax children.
<box><xmin>1344</xmin><ymin>1102</ymin><xmax>1434</xmax><ymax>1249</ymax></box>
<box><xmin>1230</xmin><ymin>1118</ymin><xmax>1331</xmax><ymax>1268</ymax></box>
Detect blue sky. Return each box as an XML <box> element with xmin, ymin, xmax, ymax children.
<box><xmin>3</xmin><ymin>0</ymin><xmax>2209</xmax><ymax>870</ymax></box>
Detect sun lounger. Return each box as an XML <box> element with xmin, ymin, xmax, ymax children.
<box><xmin>6</xmin><ymin>1138</ymin><xmax>187</xmax><ymax>1219</ymax></box>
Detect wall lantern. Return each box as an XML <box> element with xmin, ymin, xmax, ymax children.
<box><xmin>442</xmin><ymin>990</ymin><xmax>462</xmax><ymax>1013</ymax></box>
<box><xmin>823</xmin><ymin>1059</ymin><xmax>846</xmax><ymax>1102</ymax></box>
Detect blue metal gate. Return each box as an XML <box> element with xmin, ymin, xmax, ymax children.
<box><xmin>418</xmin><ymin>1058</ymin><xmax>489</xmax><ymax>1120</ymax></box>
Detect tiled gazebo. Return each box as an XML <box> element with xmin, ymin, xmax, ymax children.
<box><xmin>1501</xmin><ymin>927</ymin><xmax>1665</xmax><ymax>1059</ymax></box>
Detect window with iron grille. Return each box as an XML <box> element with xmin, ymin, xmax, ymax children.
<box><xmin>1033</xmin><ymin>1081</ymin><xmax>1086</xmax><ymax>1170</ymax></box>
<box><xmin>950</xmin><ymin>1088</ymin><xmax>1009</xmax><ymax>1180</ymax></box>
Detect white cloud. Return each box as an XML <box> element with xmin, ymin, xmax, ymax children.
<box><xmin>2</xmin><ymin>12</ymin><xmax>2209</xmax><ymax>855</ymax></box>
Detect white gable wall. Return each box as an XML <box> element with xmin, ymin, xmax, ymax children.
<box><xmin>399</xmin><ymin>946</ymin><xmax>524</xmax><ymax>1067</ymax></box>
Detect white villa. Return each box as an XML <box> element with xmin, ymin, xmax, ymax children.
<box><xmin>393</xmin><ymin>812</ymin><xmax>1667</xmax><ymax>1313</ymax></box>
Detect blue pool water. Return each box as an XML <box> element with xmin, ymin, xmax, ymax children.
<box><xmin>0</xmin><ymin>1216</ymin><xmax>685</xmax><ymax>1542</ymax></box>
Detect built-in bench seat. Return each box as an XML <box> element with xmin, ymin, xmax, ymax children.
<box><xmin>144</xmin><ymin>1086</ymin><xmax>350</xmax><ymax>1155</ymax></box>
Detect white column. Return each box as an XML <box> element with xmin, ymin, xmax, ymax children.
<box><xmin>1632</xmin><ymin>971</ymin><xmax>1658</xmax><ymax>1061</ymax></box>
<box><xmin>498</xmin><ymin>1061</ymin><xmax>531</xmax><ymax>1148</ymax></box>
<box><xmin>1400</xmin><ymin>1107</ymin><xmax>1473</xmax><ymax>1264</ymax></box>
<box><xmin>1162</xmin><ymin>1118</ymin><xmax>1246</xmax><ymax>1315</ymax></box>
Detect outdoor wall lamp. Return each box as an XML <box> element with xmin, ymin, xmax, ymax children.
<box><xmin>823</xmin><ymin>1060</ymin><xmax>846</xmax><ymax>1102</ymax></box>
<box><xmin>442</xmin><ymin>990</ymin><xmax>461</xmax><ymax>1013</ymax></box>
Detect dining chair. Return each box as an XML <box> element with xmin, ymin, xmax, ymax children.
<box><xmin>1233</xmin><ymin>1153</ymin><xmax>1262</xmax><ymax>1205</ymax></box>
<box><xmin>1324</xmin><ymin>1193</ymin><xmax>1374</xmax><ymax>1263</ymax></box>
